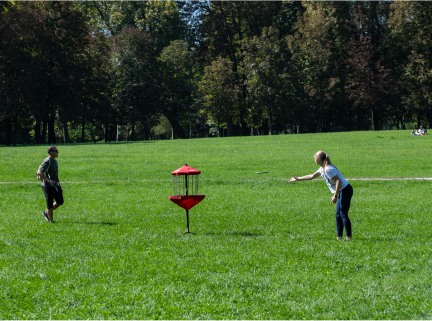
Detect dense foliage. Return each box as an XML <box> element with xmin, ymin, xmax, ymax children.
<box><xmin>1</xmin><ymin>1</ymin><xmax>431</xmax><ymax>144</ymax></box>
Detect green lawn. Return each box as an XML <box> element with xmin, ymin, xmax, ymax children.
<box><xmin>0</xmin><ymin>130</ymin><xmax>431</xmax><ymax>319</ymax></box>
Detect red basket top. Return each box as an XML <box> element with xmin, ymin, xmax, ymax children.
<box><xmin>171</xmin><ymin>164</ymin><xmax>201</xmax><ymax>175</ymax></box>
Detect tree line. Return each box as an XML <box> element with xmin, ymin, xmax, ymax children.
<box><xmin>1</xmin><ymin>1</ymin><xmax>431</xmax><ymax>145</ymax></box>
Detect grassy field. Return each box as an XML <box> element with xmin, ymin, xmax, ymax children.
<box><xmin>0</xmin><ymin>130</ymin><xmax>431</xmax><ymax>319</ymax></box>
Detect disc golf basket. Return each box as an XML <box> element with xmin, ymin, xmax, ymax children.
<box><xmin>169</xmin><ymin>164</ymin><xmax>205</xmax><ymax>233</ymax></box>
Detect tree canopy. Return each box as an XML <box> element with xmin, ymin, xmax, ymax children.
<box><xmin>1</xmin><ymin>1</ymin><xmax>431</xmax><ymax>145</ymax></box>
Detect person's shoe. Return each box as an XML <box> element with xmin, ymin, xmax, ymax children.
<box><xmin>345</xmin><ymin>237</ymin><xmax>352</xmax><ymax>241</ymax></box>
<box><xmin>42</xmin><ymin>211</ymin><xmax>49</xmax><ymax>222</ymax></box>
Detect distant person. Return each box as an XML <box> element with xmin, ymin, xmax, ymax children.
<box><xmin>411</xmin><ymin>124</ymin><xmax>427</xmax><ymax>136</ymax></box>
<box><xmin>36</xmin><ymin>146</ymin><xmax>63</xmax><ymax>223</ymax></box>
<box><xmin>288</xmin><ymin>151</ymin><xmax>354</xmax><ymax>241</ymax></box>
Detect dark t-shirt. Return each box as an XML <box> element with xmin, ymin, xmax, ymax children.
<box><xmin>38</xmin><ymin>157</ymin><xmax>59</xmax><ymax>187</ymax></box>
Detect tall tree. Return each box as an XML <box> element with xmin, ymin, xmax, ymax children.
<box><xmin>288</xmin><ymin>2</ymin><xmax>354</xmax><ymax>132</ymax></box>
<box><xmin>0</xmin><ymin>1</ymin><xmax>99</xmax><ymax>144</ymax></box>
<box><xmin>199</xmin><ymin>56</ymin><xmax>239</xmax><ymax>137</ymax></box>
<box><xmin>110</xmin><ymin>27</ymin><xmax>159</xmax><ymax>140</ymax></box>
<box><xmin>388</xmin><ymin>2</ymin><xmax>432</xmax><ymax>128</ymax></box>
<box><xmin>198</xmin><ymin>1</ymin><xmax>301</xmax><ymax>135</ymax></box>
<box><xmin>242</xmin><ymin>27</ymin><xmax>294</xmax><ymax>135</ymax></box>
<box><xmin>345</xmin><ymin>5</ymin><xmax>391</xmax><ymax>131</ymax></box>
<box><xmin>0</xmin><ymin>3</ymin><xmax>46</xmax><ymax>145</ymax></box>
<box><xmin>39</xmin><ymin>1</ymin><xmax>97</xmax><ymax>144</ymax></box>
<box><xmin>158</xmin><ymin>40</ymin><xmax>195</xmax><ymax>139</ymax></box>
<box><xmin>71</xmin><ymin>30</ymin><xmax>111</xmax><ymax>143</ymax></box>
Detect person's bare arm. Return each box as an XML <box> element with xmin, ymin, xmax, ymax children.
<box><xmin>288</xmin><ymin>171</ymin><xmax>320</xmax><ymax>183</ymax></box>
<box><xmin>330</xmin><ymin>175</ymin><xmax>341</xmax><ymax>204</ymax></box>
<box><xmin>36</xmin><ymin>169</ymin><xmax>55</xmax><ymax>186</ymax></box>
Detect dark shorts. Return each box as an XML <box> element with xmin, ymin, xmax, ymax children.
<box><xmin>42</xmin><ymin>185</ymin><xmax>64</xmax><ymax>209</ymax></box>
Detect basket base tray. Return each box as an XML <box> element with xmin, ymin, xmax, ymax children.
<box><xmin>169</xmin><ymin>195</ymin><xmax>205</xmax><ymax>210</ymax></box>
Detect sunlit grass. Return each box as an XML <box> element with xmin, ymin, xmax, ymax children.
<box><xmin>0</xmin><ymin>130</ymin><xmax>431</xmax><ymax>319</ymax></box>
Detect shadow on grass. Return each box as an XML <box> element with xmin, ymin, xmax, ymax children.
<box><xmin>65</xmin><ymin>221</ymin><xmax>117</xmax><ymax>226</ymax></box>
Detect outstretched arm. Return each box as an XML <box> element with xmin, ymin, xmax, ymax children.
<box><xmin>288</xmin><ymin>172</ymin><xmax>320</xmax><ymax>183</ymax></box>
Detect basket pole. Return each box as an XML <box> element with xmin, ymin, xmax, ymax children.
<box><xmin>185</xmin><ymin>174</ymin><xmax>191</xmax><ymax>233</ymax></box>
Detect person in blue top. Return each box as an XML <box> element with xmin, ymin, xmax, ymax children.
<box><xmin>288</xmin><ymin>151</ymin><xmax>354</xmax><ymax>241</ymax></box>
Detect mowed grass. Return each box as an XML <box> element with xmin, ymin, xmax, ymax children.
<box><xmin>0</xmin><ymin>130</ymin><xmax>431</xmax><ymax>319</ymax></box>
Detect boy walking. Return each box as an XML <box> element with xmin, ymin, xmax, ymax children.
<box><xmin>37</xmin><ymin>146</ymin><xmax>63</xmax><ymax>223</ymax></box>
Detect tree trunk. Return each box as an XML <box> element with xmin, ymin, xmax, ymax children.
<box><xmin>296</xmin><ymin>123</ymin><xmax>301</xmax><ymax>134</ymax></box>
<box><xmin>356</xmin><ymin>113</ymin><xmax>362</xmax><ymax>131</ymax></box>
<box><xmin>5</xmin><ymin>117</ymin><xmax>11</xmax><ymax>146</ymax></box>
<box><xmin>48</xmin><ymin>114</ymin><xmax>56</xmax><ymax>144</ymax></box>
<box><xmin>141</xmin><ymin>121</ymin><xmax>149</xmax><ymax>140</ymax></box>
<box><xmin>41</xmin><ymin>119</ymin><xmax>47</xmax><ymax>144</ymax></box>
<box><xmin>81</xmin><ymin>109</ymin><xmax>86</xmax><ymax>143</ymax></box>
<box><xmin>44</xmin><ymin>90</ymin><xmax>51</xmax><ymax>143</ymax></box>
<box><xmin>427</xmin><ymin>107</ymin><xmax>432</xmax><ymax>130</ymax></box>
<box><xmin>131</xmin><ymin>122</ymin><xmax>135</xmax><ymax>141</ymax></box>
<box><xmin>165</xmin><ymin>112</ymin><xmax>185</xmax><ymax>139</ymax></box>
<box><xmin>11</xmin><ymin>114</ymin><xmax>19</xmax><ymax>145</ymax></box>
<box><xmin>377</xmin><ymin>109</ymin><xmax>381</xmax><ymax>130</ymax></box>
<box><xmin>418</xmin><ymin>112</ymin><xmax>421</xmax><ymax>129</ymax></box>
<box><xmin>143</xmin><ymin>121</ymin><xmax>149</xmax><ymax>141</ymax></box>
<box><xmin>371</xmin><ymin>108</ymin><xmax>379</xmax><ymax>131</ymax></box>
<box><xmin>104</xmin><ymin>122</ymin><xmax>109</xmax><ymax>142</ymax></box>
<box><xmin>348</xmin><ymin>107</ymin><xmax>351</xmax><ymax>131</ymax></box>
<box><xmin>35</xmin><ymin>119</ymin><xmax>41</xmax><ymax>144</ymax></box>
<box><xmin>111</xmin><ymin>124</ymin><xmax>116</xmax><ymax>142</ymax></box>
<box><xmin>241</xmin><ymin>119</ymin><xmax>248</xmax><ymax>136</ymax></box>
<box><xmin>269</xmin><ymin>111</ymin><xmax>273</xmax><ymax>135</ymax></box>
<box><xmin>62</xmin><ymin>120</ymin><xmax>69</xmax><ymax>143</ymax></box>
<box><xmin>142</xmin><ymin>123</ymin><xmax>145</xmax><ymax>141</ymax></box>
<box><xmin>262</xmin><ymin>119</ymin><xmax>268</xmax><ymax>135</ymax></box>
<box><xmin>316</xmin><ymin>115</ymin><xmax>321</xmax><ymax>133</ymax></box>
<box><xmin>227</xmin><ymin>118</ymin><xmax>234</xmax><ymax>137</ymax></box>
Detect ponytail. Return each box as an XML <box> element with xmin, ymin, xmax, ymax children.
<box><xmin>324</xmin><ymin>155</ymin><xmax>332</xmax><ymax>166</ymax></box>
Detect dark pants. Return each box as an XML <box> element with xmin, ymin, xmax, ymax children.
<box><xmin>336</xmin><ymin>184</ymin><xmax>353</xmax><ymax>237</ymax></box>
<box><xmin>42</xmin><ymin>185</ymin><xmax>64</xmax><ymax>209</ymax></box>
